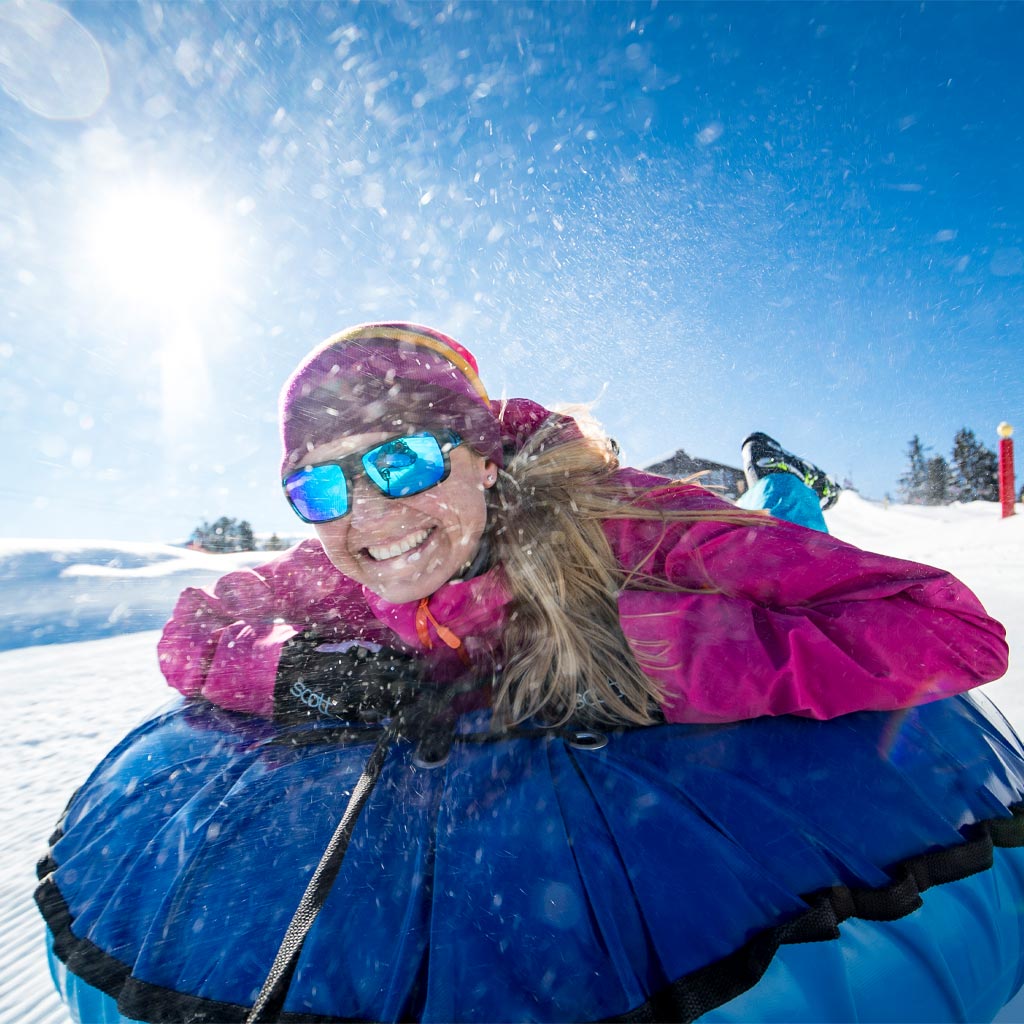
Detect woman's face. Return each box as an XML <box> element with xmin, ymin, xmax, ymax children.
<box><xmin>301</xmin><ymin>430</ymin><xmax>496</xmax><ymax>604</ymax></box>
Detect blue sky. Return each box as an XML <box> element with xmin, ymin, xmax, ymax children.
<box><xmin>2</xmin><ymin>1</ymin><xmax>1022</xmax><ymax>541</ymax></box>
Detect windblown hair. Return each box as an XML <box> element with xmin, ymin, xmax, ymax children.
<box><xmin>487</xmin><ymin>412</ymin><xmax>766</xmax><ymax>728</ymax></box>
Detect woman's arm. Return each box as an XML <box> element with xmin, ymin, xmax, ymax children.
<box><xmin>157</xmin><ymin>540</ymin><xmax>372</xmax><ymax>715</ymax></box>
<box><xmin>605</xmin><ymin>478</ymin><xmax>1008</xmax><ymax>723</ymax></box>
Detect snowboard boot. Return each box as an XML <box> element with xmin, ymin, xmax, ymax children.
<box><xmin>741</xmin><ymin>432</ymin><xmax>841</xmax><ymax>511</ymax></box>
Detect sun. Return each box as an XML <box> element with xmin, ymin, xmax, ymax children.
<box><xmin>77</xmin><ymin>180</ymin><xmax>238</xmax><ymax>435</ymax></box>
<box><xmin>82</xmin><ymin>181</ymin><xmax>231</xmax><ymax>314</ymax></box>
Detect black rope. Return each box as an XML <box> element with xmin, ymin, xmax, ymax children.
<box><xmin>245</xmin><ymin>724</ymin><xmax>397</xmax><ymax>1024</ymax></box>
<box><xmin>246</xmin><ymin>684</ymin><xmax>471</xmax><ymax>1022</ymax></box>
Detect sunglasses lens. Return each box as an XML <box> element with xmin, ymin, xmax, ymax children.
<box><xmin>284</xmin><ymin>464</ymin><xmax>349</xmax><ymax>523</ymax></box>
<box><xmin>362</xmin><ymin>434</ymin><xmax>447</xmax><ymax>497</ymax></box>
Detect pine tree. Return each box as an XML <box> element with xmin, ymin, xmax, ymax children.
<box><xmin>923</xmin><ymin>455</ymin><xmax>951</xmax><ymax>505</ymax></box>
<box><xmin>188</xmin><ymin>520</ymin><xmax>212</xmax><ymax>549</ymax></box>
<box><xmin>237</xmin><ymin>520</ymin><xmax>256</xmax><ymax>551</ymax></box>
<box><xmin>898</xmin><ymin>436</ymin><xmax>929</xmax><ymax>504</ymax></box>
<box><xmin>207</xmin><ymin>516</ymin><xmax>235</xmax><ymax>552</ymax></box>
<box><xmin>188</xmin><ymin>517</ymin><xmax>259</xmax><ymax>552</ymax></box>
<box><xmin>950</xmin><ymin>428</ymin><xmax>999</xmax><ymax>502</ymax></box>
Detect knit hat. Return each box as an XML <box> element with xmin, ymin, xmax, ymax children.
<box><xmin>279</xmin><ymin>322</ymin><xmax>503</xmax><ymax>476</ymax></box>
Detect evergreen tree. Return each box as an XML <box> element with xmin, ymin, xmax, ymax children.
<box><xmin>207</xmin><ymin>516</ymin><xmax>236</xmax><ymax>552</ymax></box>
<box><xmin>923</xmin><ymin>456</ymin><xmax>951</xmax><ymax>506</ymax></box>
<box><xmin>188</xmin><ymin>517</ymin><xmax>259</xmax><ymax>552</ymax></box>
<box><xmin>897</xmin><ymin>436</ymin><xmax>929</xmax><ymax>504</ymax></box>
<box><xmin>237</xmin><ymin>520</ymin><xmax>256</xmax><ymax>551</ymax></box>
<box><xmin>188</xmin><ymin>520</ymin><xmax>212</xmax><ymax>549</ymax></box>
<box><xmin>950</xmin><ymin>428</ymin><xmax>999</xmax><ymax>502</ymax></box>
<box><xmin>263</xmin><ymin>533</ymin><xmax>288</xmax><ymax>551</ymax></box>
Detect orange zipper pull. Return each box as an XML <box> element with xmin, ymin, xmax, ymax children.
<box><xmin>416</xmin><ymin>598</ymin><xmax>472</xmax><ymax>667</ymax></box>
<box><xmin>415</xmin><ymin>598</ymin><xmax>433</xmax><ymax>650</ymax></box>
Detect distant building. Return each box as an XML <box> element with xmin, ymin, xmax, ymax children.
<box><xmin>644</xmin><ymin>449</ymin><xmax>747</xmax><ymax>500</ymax></box>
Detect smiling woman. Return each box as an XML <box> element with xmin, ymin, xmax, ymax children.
<box><xmin>286</xmin><ymin>429</ymin><xmax>494</xmax><ymax>605</ymax></box>
<box><xmin>35</xmin><ymin>322</ymin><xmax>1022</xmax><ymax>1023</ymax></box>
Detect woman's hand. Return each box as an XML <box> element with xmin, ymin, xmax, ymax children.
<box><xmin>274</xmin><ymin>635</ymin><xmax>425</xmax><ymax>725</ymax></box>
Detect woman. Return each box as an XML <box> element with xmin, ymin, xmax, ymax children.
<box><xmin>40</xmin><ymin>322</ymin><xmax>1024</xmax><ymax>1024</ymax></box>
<box><xmin>159</xmin><ymin>321</ymin><xmax>1006</xmax><ymax>727</ymax></box>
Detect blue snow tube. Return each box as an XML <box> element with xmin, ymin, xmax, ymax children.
<box><xmin>36</xmin><ymin>691</ymin><xmax>1024</xmax><ymax>1023</ymax></box>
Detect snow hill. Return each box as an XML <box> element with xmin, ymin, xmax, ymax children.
<box><xmin>0</xmin><ymin>540</ymin><xmax>272</xmax><ymax>652</ymax></box>
<box><xmin>826</xmin><ymin>493</ymin><xmax>1023</xmax><ymax>718</ymax></box>
<box><xmin>3</xmin><ymin>494</ymin><xmax>1023</xmax><ymax>1023</ymax></box>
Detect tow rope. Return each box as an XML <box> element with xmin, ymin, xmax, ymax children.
<box><xmin>246</xmin><ymin>722</ymin><xmax>396</xmax><ymax>1023</ymax></box>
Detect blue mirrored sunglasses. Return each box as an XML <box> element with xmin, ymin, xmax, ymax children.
<box><xmin>283</xmin><ymin>430</ymin><xmax>463</xmax><ymax>524</ymax></box>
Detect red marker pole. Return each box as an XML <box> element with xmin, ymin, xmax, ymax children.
<box><xmin>998</xmin><ymin>422</ymin><xmax>1015</xmax><ymax>519</ymax></box>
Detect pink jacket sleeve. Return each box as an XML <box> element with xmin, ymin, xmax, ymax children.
<box><xmin>157</xmin><ymin>541</ymin><xmax>371</xmax><ymax>716</ymax></box>
<box><xmin>605</xmin><ymin>477</ymin><xmax>1009</xmax><ymax>724</ymax></box>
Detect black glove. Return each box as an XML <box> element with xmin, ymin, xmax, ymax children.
<box><xmin>274</xmin><ymin>634</ymin><xmax>426</xmax><ymax>727</ymax></box>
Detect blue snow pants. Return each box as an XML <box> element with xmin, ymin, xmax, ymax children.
<box><xmin>735</xmin><ymin>472</ymin><xmax>828</xmax><ymax>533</ymax></box>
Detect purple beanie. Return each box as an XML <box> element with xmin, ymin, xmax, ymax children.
<box><xmin>279</xmin><ymin>322</ymin><xmax>503</xmax><ymax>476</ymax></box>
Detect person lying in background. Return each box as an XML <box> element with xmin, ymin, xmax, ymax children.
<box><xmin>736</xmin><ymin>430</ymin><xmax>839</xmax><ymax>533</ymax></box>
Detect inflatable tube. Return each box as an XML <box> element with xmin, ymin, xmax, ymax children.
<box><xmin>36</xmin><ymin>692</ymin><xmax>1024</xmax><ymax>1023</ymax></box>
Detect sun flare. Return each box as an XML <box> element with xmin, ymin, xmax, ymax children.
<box><xmin>82</xmin><ymin>182</ymin><xmax>231</xmax><ymax>313</ymax></box>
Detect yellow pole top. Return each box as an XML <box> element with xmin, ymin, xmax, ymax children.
<box><xmin>997</xmin><ymin>422</ymin><xmax>1014</xmax><ymax>439</ymax></box>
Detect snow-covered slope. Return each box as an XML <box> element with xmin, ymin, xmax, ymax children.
<box><xmin>1</xmin><ymin>635</ymin><xmax>170</xmax><ymax>1024</ymax></box>
<box><xmin>3</xmin><ymin>496</ymin><xmax>1023</xmax><ymax>1023</ymax></box>
<box><xmin>0</xmin><ymin>540</ymin><xmax>270</xmax><ymax>651</ymax></box>
<box><xmin>825</xmin><ymin>492</ymin><xmax>1023</xmax><ymax>714</ymax></box>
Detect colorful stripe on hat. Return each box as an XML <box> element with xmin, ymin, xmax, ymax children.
<box><xmin>322</xmin><ymin>323</ymin><xmax>490</xmax><ymax>405</ymax></box>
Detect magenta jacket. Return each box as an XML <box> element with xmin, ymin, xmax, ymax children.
<box><xmin>159</xmin><ymin>404</ymin><xmax>1008</xmax><ymax>724</ymax></box>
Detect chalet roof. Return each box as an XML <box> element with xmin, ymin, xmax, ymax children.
<box><xmin>643</xmin><ymin>448</ymin><xmax>748</xmax><ymax>498</ymax></box>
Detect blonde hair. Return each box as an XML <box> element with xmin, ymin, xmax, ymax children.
<box><xmin>487</xmin><ymin>412</ymin><xmax>766</xmax><ymax>728</ymax></box>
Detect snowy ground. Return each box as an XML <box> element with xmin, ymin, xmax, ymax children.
<box><xmin>0</xmin><ymin>539</ymin><xmax>271</xmax><ymax>652</ymax></box>
<box><xmin>3</xmin><ymin>495</ymin><xmax>1022</xmax><ymax>1023</ymax></box>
